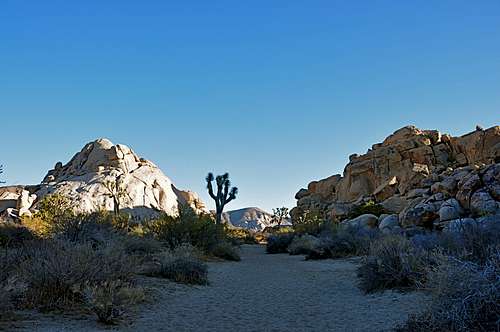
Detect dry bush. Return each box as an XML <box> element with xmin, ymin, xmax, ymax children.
<box><xmin>85</xmin><ymin>281</ymin><xmax>145</xmax><ymax>325</ymax></box>
<box><xmin>266</xmin><ymin>233</ymin><xmax>294</xmax><ymax>254</ymax></box>
<box><xmin>396</xmin><ymin>248</ymin><xmax>500</xmax><ymax>332</ymax></box>
<box><xmin>288</xmin><ymin>234</ymin><xmax>320</xmax><ymax>256</ymax></box>
<box><xmin>17</xmin><ymin>240</ymin><xmax>136</xmax><ymax>310</ymax></box>
<box><xmin>357</xmin><ymin>235</ymin><xmax>429</xmax><ymax>293</ymax></box>
<box><xmin>142</xmin><ymin>244</ymin><xmax>208</xmax><ymax>285</ymax></box>
<box><xmin>121</xmin><ymin>235</ymin><xmax>163</xmax><ymax>256</ymax></box>
<box><xmin>306</xmin><ymin>226</ymin><xmax>380</xmax><ymax>260</ymax></box>
<box><xmin>210</xmin><ymin>242</ymin><xmax>241</xmax><ymax>261</ymax></box>
<box><xmin>0</xmin><ymin>223</ymin><xmax>36</xmax><ymax>247</ymax></box>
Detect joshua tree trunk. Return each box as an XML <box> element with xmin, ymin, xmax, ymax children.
<box><xmin>113</xmin><ymin>197</ymin><xmax>120</xmax><ymax>216</ymax></box>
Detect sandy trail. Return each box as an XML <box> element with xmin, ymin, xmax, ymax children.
<box><xmin>13</xmin><ymin>245</ymin><xmax>426</xmax><ymax>332</ymax></box>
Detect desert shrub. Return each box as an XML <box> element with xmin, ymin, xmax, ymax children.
<box><xmin>122</xmin><ymin>234</ymin><xmax>163</xmax><ymax>256</ymax></box>
<box><xmin>85</xmin><ymin>281</ymin><xmax>145</xmax><ymax>325</ymax></box>
<box><xmin>145</xmin><ymin>206</ymin><xmax>222</xmax><ymax>253</ymax></box>
<box><xmin>0</xmin><ymin>223</ymin><xmax>36</xmax><ymax>247</ymax></box>
<box><xmin>211</xmin><ymin>242</ymin><xmax>241</xmax><ymax>261</ymax></box>
<box><xmin>288</xmin><ymin>234</ymin><xmax>320</xmax><ymax>255</ymax></box>
<box><xmin>52</xmin><ymin>212</ymin><xmax>120</xmax><ymax>246</ymax></box>
<box><xmin>346</xmin><ymin>200</ymin><xmax>386</xmax><ymax>220</ymax></box>
<box><xmin>396</xmin><ymin>249</ymin><xmax>500</xmax><ymax>332</ymax></box>
<box><xmin>306</xmin><ymin>226</ymin><xmax>380</xmax><ymax>260</ymax></box>
<box><xmin>442</xmin><ymin>221</ymin><xmax>500</xmax><ymax>264</ymax></box>
<box><xmin>266</xmin><ymin>233</ymin><xmax>294</xmax><ymax>254</ymax></box>
<box><xmin>292</xmin><ymin>211</ymin><xmax>333</xmax><ymax>236</ymax></box>
<box><xmin>143</xmin><ymin>244</ymin><xmax>208</xmax><ymax>285</ymax></box>
<box><xmin>357</xmin><ymin>235</ymin><xmax>429</xmax><ymax>293</ymax></box>
<box><xmin>226</xmin><ymin>228</ymin><xmax>258</xmax><ymax>245</ymax></box>
<box><xmin>35</xmin><ymin>193</ymin><xmax>74</xmax><ymax>224</ymax></box>
<box><xmin>17</xmin><ymin>239</ymin><xmax>136</xmax><ymax>310</ymax></box>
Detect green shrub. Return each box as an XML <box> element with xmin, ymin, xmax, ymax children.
<box><xmin>292</xmin><ymin>211</ymin><xmax>332</xmax><ymax>236</ymax></box>
<box><xmin>211</xmin><ymin>242</ymin><xmax>241</xmax><ymax>261</ymax></box>
<box><xmin>145</xmin><ymin>206</ymin><xmax>222</xmax><ymax>253</ymax></box>
<box><xmin>143</xmin><ymin>244</ymin><xmax>208</xmax><ymax>285</ymax></box>
<box><xmin>347</xmin><ymin>200</ymin><xmax>386</xmax><ymax>220</ymax></box>
<box><xmin>357</xmin><ymin>235</ymin><xmax>429</xmax><ymax>293</ymax></box>
<box><xmin>35</xmin><ymin>193</ymin><xmax>75</xmax><ymax>224</ymax></box>
<box><xmin>266</xmin><ymin>233</ymin><xmax>294</xmax><ymax>254</ymax></box>
<box><xmin>226</xmin><ymin>228</ymin><xmax>259</xmax><ymax>245</ymax></box>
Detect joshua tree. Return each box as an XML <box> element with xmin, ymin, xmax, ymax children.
<box><xmin>206</xmin><ymin>172</ymin><xmax>238</xmax><ymax>225</ymax></box>
<box><xmin>0</xmin><ymin>165</ymin><xmax>4</xmax><ymax>184</ymax></box>
<box><xmin>272</xmin><ymin>207</ymin><xmax>289</xmax><ymax>227</ymax></box>
<box><xmin>103</xmin><ymin>177</ymin><xmax>128</xmax><ymax>216</ymax></box>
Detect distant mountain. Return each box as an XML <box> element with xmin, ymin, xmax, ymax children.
<box><xmin>222</xmin><ymin>207</ymin><xmax>281</xmax><ymax>231</ymax></box>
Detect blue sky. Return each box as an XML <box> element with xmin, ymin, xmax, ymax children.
<box><xmin>1</xmin><ymin>1</ymin><xmax>499</xmax><ymax>212</ymax></box>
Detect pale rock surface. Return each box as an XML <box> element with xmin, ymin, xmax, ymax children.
<box><xmin>0</xmin><ymin>139</ymin><xmax>207</xmax><ymax>220</ymax></box>
<box><xmin>222</xmin><ymin>207</ymin><xmax>283</xmax><ymax>231</ymax></box>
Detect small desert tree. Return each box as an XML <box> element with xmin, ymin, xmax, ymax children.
<box><xmin>103</xmin><ymin>177</ymin><xmax>128</xmax><ymax>216</ymax></box>
<box><xmin>206</xmin><ymin>172</ymin><xmax>238</xmax><ymax>225</ymax></box>
<box><xmin>272</xmin><ymin>207</ymin><xmax>289</xmax><ymax>227</ymax></box>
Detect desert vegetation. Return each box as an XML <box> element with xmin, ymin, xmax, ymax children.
<box><xmin>0</xmin><ymin>192</ymin><xmax>240</xmax><ymax>326</ymax></box>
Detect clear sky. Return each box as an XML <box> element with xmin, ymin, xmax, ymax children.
<box><xmin>1</xmin><ymin>1</ymin><xmax>499</xmax><ymax>212</ymax></box>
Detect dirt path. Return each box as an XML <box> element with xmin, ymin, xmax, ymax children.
<box><xmin>14</xmin><ymin>245</ymin><xmax>426</xmax><ymax>332</ymax></box>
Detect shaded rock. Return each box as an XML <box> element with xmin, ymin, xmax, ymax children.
<box><xmin>381</xmin><ymin>196</ymin><xmax>409</xmax><ymax>213</ymax></box>
<box><xmin>456</xmin><ymin>173</ymin><xmax>481</xmax><ymax>209</ymax></box>
<box><xmin>346</xmin><ymin>214</ymin><xmax>378</xmax><ymax>229</ymax></box>
<box><xmin>379</xmin><ymin>214</ymin><xmax>399</xmax><ymax>230</ymax></box>
<box><xmin>470</xmin><ymin>189</ymin><xmax>498</xmax><ymax>217</ymax></box>
<box><xmin>439</xmin><ymin>198</ymin><xmax>463</xmax><ymax>221</ymax></box>
<box><xmin>482</xmin><ymin>163</ymin><xmax>500</xmax><ymax>201</ymax></box>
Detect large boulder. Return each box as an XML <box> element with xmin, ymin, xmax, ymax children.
<box><xmin>469</xmin><ymin>189</ymin><xmax>498</xmax><ymax>217</ymax></box>
<box><xmin>439</xmin><ymin>198</ymin><xmax>463</xmax><ymax>222</ymax></box>
<box><xmin>378</xmin><ymin>214</ymin><xmax>399</xmax><ymax>230</ymax></box>
<box><xmin>1</xmin><ymin>138</ymin><xmax>207</xmax><ymax>220</ymax></box>
<box><xmin>345</xmin><ymin>214</ymin><xmax>379</xmax><ymax>229</ymax></box>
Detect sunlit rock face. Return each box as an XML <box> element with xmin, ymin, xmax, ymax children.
<box><xmin>0</xmin><ymin>138</ymin><xmax>207</xmax><ymax>220</ymax></box>
<box><xmin>291</xmin><ymin>125</ymin><xmax>500</xmax><ymax>231</ymax></box>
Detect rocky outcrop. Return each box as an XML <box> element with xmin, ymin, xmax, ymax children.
<box><xmin>222</xmin><ymin>207</ymin><xmax>286</xmax><ymax>231</ymax></box>
<box><xmin>0</xmin><ymin>138</ymin><xmax>206</xmax><ymax>220</ymax></box>
<box><xmin>292</xmin><ymin>125</ymin><xmax>500</xmax><ymax>231</ymax></box>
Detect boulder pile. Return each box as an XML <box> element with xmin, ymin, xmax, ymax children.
<box><xmin>291</xmin><ymin>125</ymin><xmax>500</xmax><ymax>232</ymax></box>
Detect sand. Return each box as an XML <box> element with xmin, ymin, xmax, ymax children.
<box><xmin>11</xmin><ymin>245</ymin><xmax>427</xmax><ymax>332</ymax></box>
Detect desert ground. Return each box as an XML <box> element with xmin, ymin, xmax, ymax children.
<box><xmin>12</xmin><ymin>245</ymin><xmax>427</xmax><ymax>332</ymax></box>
